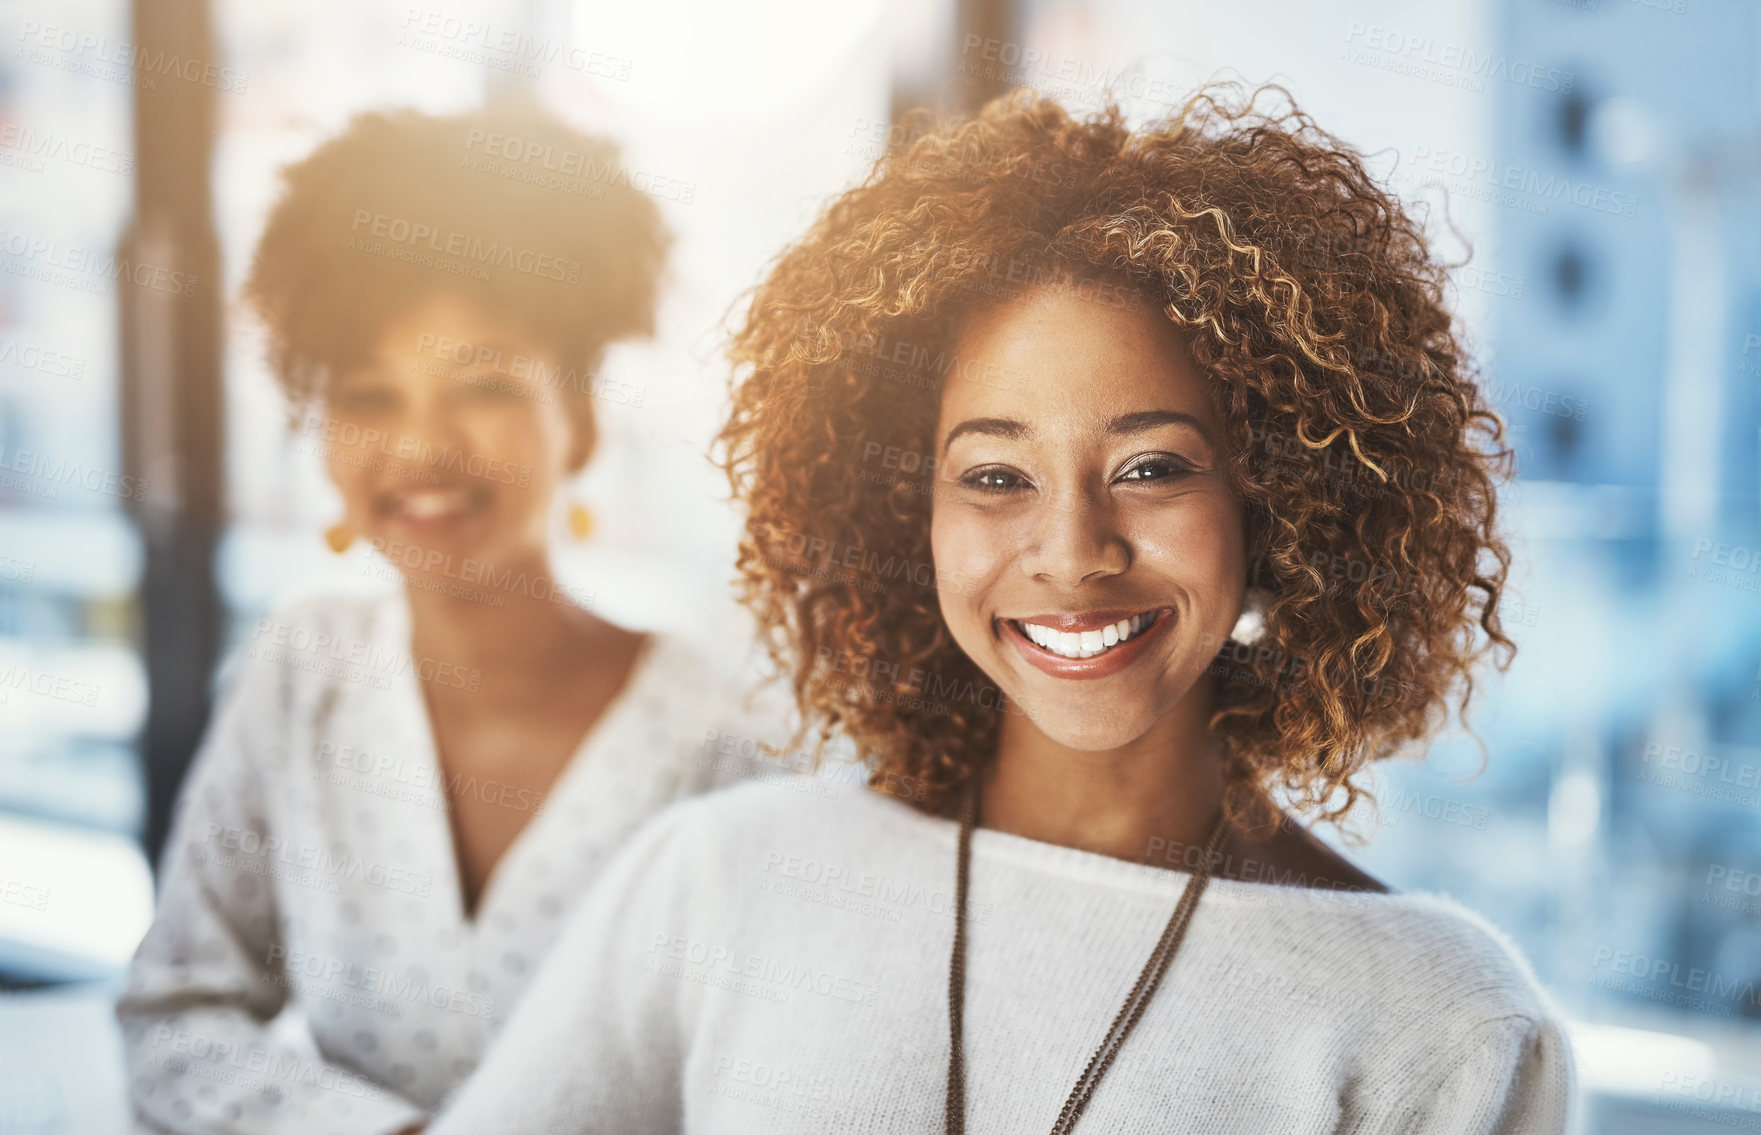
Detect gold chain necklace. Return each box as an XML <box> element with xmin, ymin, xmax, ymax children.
<box><xmin>944</xmin><ymin>781</ymin><xmax>1229</xmax><ymax>1135</ymax></box>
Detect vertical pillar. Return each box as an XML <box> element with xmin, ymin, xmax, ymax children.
<box><xmin>119</xmin><ymin>0</ymin><xmax>224</xmax><ymax>868</ymax></box>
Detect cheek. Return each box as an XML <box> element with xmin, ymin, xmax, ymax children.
<box><xmin>1131</xmin><ymin>491</ymin><xmax>1245</xmax><ymax>592</ymax></box>
<box><xmin>930</xmin><ymin>505</ymin><xmax>1005</xmax><ymax>608</ymax></box>
<box><xmin>478</xmin><ymin>408</ymin><xmax>571</xmax><ymax>483</ymax></box>
<box><xmin>325</xmin><ymin>449</ymin><xmax>369</xmax><ymax>503</ymax></box>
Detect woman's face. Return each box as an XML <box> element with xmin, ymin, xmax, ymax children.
<box><xmin>930</xmin><ymin>285</ymin><xmax>1246</xmax><ymax>752</ymax></box>
<box><xmin>323</xmin><ymin>294</ymin><xmax>591</xmax><ymax>575</ymax></box>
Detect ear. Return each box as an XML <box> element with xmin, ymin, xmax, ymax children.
<box><xmin>564</xmin><ymin>397</ymin><xmax>598</xmax><ymax>476</ymax></box>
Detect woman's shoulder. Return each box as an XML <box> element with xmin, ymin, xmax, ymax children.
<box><xmin>232</xmin><ymin>586</ymin><xmax>401</xmax><ymax>675</ymax></box>
<box><xmin>1280</xmin><ymin>890</ymin><xmax>1575</xmax><ymax>1121</ymax></box>
<box><xmin>632</xmin><ymin>631</ymin><xmax>808</xmax><ymax>793</ymax></box>
<box><xmin>637</xmin><ymin>629</ymin><xmax>792</xmax><ymax>715</ymax></box>
<box><xmin>1237</xmin><ymin>882</ymin><xmax>1559</xmax><ymax>1030</ymax></box>
<box><xmin>636</xmin><ymin>776</ymin><xmax>930</xmax><ymax>870</ymax></box>
<box><xmin>210</xmin><ymin>586</ymin><xmax>406</xmax><ymax>724</ymax></box>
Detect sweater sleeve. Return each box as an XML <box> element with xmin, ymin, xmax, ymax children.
<box><xmin>1363</xmin><ymin>1014</ymin><xmax>1578</xmax><ymax>1135</ymax></box>
<box><xmin>114</xmin><ymin>652</ymin><xmax>428</xmax><ymax>1135</ymax></box>
<box><xmin>425</xmin><ymin>801</ymin><xmax>702</xmax><ymax>1135</ymax></box>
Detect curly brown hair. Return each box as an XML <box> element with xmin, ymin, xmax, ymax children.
<box><xmin>718</xmin><ymin>84</ymin><xmax>1515</xmax><ymax>830</ymax></box>
<box><xmin>245</xmin><ymin>104</ymin><xmax>668</xmax><ymax>410</ymax></box>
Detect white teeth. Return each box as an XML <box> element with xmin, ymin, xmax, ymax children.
<box><xmin>1016</xmin><ymin>613</ymin><xmax>1157</xmax><ymax>660</ymax></box>
<box><xmin>395</xmin><ymin>489</ymin><xmax>468</xmax><ymax>519</ymax></box>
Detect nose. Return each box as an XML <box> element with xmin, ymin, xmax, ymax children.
<box><xmin>1018</xmin><ymin>484</ymin><xmax>1130</xmax><ymax>586</ymax></box>
<box><xmin>394</xmin><ymin>381</ymin><xmax>471</xmax><ymax>467</ymax></box>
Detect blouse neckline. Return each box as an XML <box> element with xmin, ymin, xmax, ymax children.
<box><xmin>373</xmin><ymin>588</ymin><xmax>666</xmax><ymax>930</ymax></box>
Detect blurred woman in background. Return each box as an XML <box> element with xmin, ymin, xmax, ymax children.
<box><xmin>115</xmin><ymin>105</ymin><xmax>771</xmax><ymax>1134</ymax></box>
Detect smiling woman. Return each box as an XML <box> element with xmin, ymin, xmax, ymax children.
<box><xmin>726</xmin><ymin>88</ymin><xmax>1518</xmax><ymax>840</ymax></box>
<box><xmin>111</xmin><ymin>105</ymin><xmax>779</xmax><ymax>1135</ymax></box>
<box><xmin>422</xmin><ymin>86</ymin><xmax>1575</xmax><ymax>1134</ymax></box>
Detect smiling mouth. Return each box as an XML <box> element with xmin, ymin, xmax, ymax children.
<box><xmin>372</xmin><ymin>483</ymin><xmax>490</xmax><ymax>523</ymax></box>
<box><xmin>1007</xmin><ymin>611</ymin><xmax>1163</xmax><ymax>660</ymax></box>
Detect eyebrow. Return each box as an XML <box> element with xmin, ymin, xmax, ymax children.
<box><xmin>940</xmin><ymin>409</ymin><xmax>1213</xmax><ymax>454</ymax></box>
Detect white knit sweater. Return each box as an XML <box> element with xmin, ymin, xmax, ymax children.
<box><xmin>429</xmin><ymin>778</ymin><xmax>1577</xmax><ymax>1135</ymax></box>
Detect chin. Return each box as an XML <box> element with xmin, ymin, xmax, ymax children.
<box><xmin>1011</xmin><ymin>701</ymin><xmax>1160</xmax><ymax>753</ymax></box>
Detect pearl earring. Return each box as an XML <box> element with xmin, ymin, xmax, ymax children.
<box><xmin>1230</xmin><ymin>587</ymin><xmax>1271</xmax><ymax>646</ymax></box>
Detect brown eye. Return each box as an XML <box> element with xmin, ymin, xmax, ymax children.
<box><xmin>457</xmin><ymin>379</ymin><xmax>520</xmax><ymax>402</ymax></box>
<box><xmin>1117</xmin><ymin>456</ymin><xmax>1195</xmax><ymax>483</ymax></box>
<box><xmin>959</xmin><ymin>466</ymin><xmax>1029</xmax><ymax>493</ymax></box>
<box><xmin>331</xmin><ymin>384</ymin><xmax>397</xmax><ymax>414</ymax></box>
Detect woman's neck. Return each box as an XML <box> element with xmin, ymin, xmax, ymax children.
<box><xmin>403</xmin><ymin>547</ymin><xmax>600</xmax><ymax>674</ymax></box>
<box><xmin>979</xmin><ymin>685</ymin><xmax>1225</xmax><ymax>865</ymax></box>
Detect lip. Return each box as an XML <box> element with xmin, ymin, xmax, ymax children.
<box><xmin>1009</xmin><ymin>609</ymin><xmax>1153</xmax><ymax>633</ymax></box>
<box><xmin>372</xmin><ymin>483</ymin><xmax>489</xmax><ymax>535</ymax></box>
<box><xmin>999</xmin><ymin>607</ymin><xmax>1173</xmax><ymax>681</ymax></box>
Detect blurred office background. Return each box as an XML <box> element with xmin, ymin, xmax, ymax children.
<box><xmin>1</xmin><ymin>0</ymin><xmax>1757</xmax><ymax>1131</ymax></box>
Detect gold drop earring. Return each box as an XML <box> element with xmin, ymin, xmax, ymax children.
<box><xmin>324</xmin><ymin>522</ymin><xmax>356</xmax><ymax>554</ymax></box>
<box><xmin>567</xmin><ymin>501</ymin><xmax>593</xmax><ymax>541</ymax></box>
